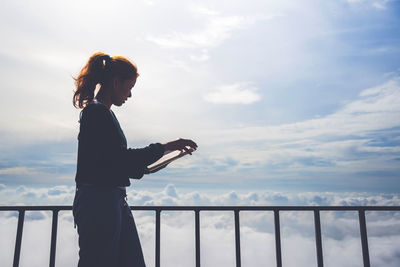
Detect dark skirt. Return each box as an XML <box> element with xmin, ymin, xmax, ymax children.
<box><xmin>72</xmin><ymin>186</ymin><xmax>146</xmax><ymax>267</ymax></box>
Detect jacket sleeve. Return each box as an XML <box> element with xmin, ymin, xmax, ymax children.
<box><xmin>80</xmin><ymin>104</ymin><xmax>164</xmax><ymax>179</ymax></box>
<box><xmin>122</xmin><ymin>143</ymin><xmax>165</xmax><ymax>178</ymax></box>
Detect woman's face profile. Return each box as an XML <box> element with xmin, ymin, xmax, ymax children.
<box><xmin>112</xmin><ymin>77</ymin><xmax>137</xmax><ymax>106</ymax></box>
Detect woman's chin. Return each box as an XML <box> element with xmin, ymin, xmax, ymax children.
<box><xmin>115</xmin><ymin>99</ymin><xmax>128</xmax><ymax>106</ymax></box>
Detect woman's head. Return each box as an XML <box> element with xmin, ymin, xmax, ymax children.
<box><xmin>73</xmin><ymin>52</ymin><xmax>139</xmax><ymax>109</ymax></box>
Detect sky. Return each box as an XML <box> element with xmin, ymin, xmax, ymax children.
<box><xmin>0</xmin><ymin>0</ymin><xmax>400</xmax><ymax>265</ymax></box>
<box><xmin>0</xmin><ymin>0</ymin><xmax>399</xmax><ymax>192</ymax></box>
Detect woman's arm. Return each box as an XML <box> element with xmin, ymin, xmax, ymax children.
<box><xmin>79</xmin><ymin>104</ymin><xmax>164</xmax><ymax>179</ymax></box>
<box><xmin>80</xmin><ymin>104</ymin><xmax>197</xmax><ymax>178</ymax></box>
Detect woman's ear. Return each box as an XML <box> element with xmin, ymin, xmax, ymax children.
<box><xmin>112</xmin><ymin>77</ymin><xmax>120</xmax><ymax>90</ymax></box>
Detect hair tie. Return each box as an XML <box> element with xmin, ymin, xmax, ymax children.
<box><xmin>102</xmin><ymin>54</ymin><xmax>111</xmax><ymax>70</ymax></box>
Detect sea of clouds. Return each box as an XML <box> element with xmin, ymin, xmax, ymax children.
<box><xmin>1</xmin><ymin>183</ymin><xmax>400</xmax><ymax>267</ymax></box>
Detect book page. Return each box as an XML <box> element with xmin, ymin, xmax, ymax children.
<box><xmin>146</xmin><ymin>148</ymin><xmax>194</xmax><ymax>173</ymax></box>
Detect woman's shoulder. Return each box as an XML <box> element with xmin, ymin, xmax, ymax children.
<box><xmin>80</xmin><ymin>101</ymin><xmax>111</xmax><ymax>123</ymax></box>
<box><xmin>85</xmin><ymin>100</ymin><xmax>108</xmax><ymax>110</ymax></box>
<box><xmin>84</xmin><ymin>101</ymin><xmax>110</xmax><ymax>114</ymax></box>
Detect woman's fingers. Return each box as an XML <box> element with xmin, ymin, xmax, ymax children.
<box><xmin>165</xmin><ymin>138</ymin><xmax>198</xmax><ymax>152</ymax></box>
<box><xmin>188</xmin><ymin>140</ymin><xmax>198</xmax><ymax>150</ymax></box>
<box><xmin>179</xmin><ymin>138</ymin><xmax>197</xmax><ymax>150</ymax></box>
<box><xmin>182</xmin><ymin>147</ymin><xmax>192</xmax><ymax>155</ymax></box>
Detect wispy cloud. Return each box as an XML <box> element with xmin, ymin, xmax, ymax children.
<box><xmin>346</xmin><ymin>0</ymin><xmax>391</xmax><ymax>9</ymax></box>
<box><xmin>195</xmin><ymin>77</ymin><xmax>400</xmax><ymax>180</ymax></box>
<box><xmin>212</xmin><ymin>78</ymin><xmax>400</xmax><ymax>142</ymax></box>
<box><xmin>146</xmin><ymin>15</ymin><xmax>249</xmax><ymax>49</ymax></box>
<box><xmin>203</xmin><ymin>83</ymin><xmax>261</xmax><ymax>104</ymax></box>
<box><xmin>146</xmin><ymin>5</ymin><xmax>276</xmax><ymax>53</ymax></box>
<box><xmin>189</xmin><ymin>49</ymin><xmax>210</xmax><ymax>62</ymax></box>
<box><xmin>0</xmin><ymin>167</ymin><xmax>41</xmax><ymax>176</ymax></box>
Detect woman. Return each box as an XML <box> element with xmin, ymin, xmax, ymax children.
<box><xmin>72</xmin><ymin>52</ymin><xmax>197</xmax><ymax>267</ymax></box>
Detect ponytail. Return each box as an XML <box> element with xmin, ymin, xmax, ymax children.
<box><xmin>73</xmin><ymin>52</ymin><xmax>138</xmax><ymax>109</ymax></box>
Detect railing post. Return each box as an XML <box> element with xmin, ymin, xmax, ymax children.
<box><xmin>274</xmin><ymin>209</ymin><xmax>282</xmax><ymax>267</ymax></box>
<box><xmin>314</xmin><ymin>210</ymin><xmax>324</xmax><ymax>267</ymax></box>
<box><xmin>49</xmin><ymin>209</ymin><xmax>59</xmax><ymax>267</ymax></box>
<box><xmin>234</xmin><ymin>209</ymin><xmax>241</xmax><ymax>267</ymax></box>
<box><xmin>13</xmin><ymin>209</ymin><xmax>25</xmax><ymax>267</ymax></box>
<box><xmin>155</xmin><ymin>209</ymin><xmax>161</xmax><ymax>267</ymax></box>
<box><xmin>359</xmin><ymin>210</ymin><xmax>371</xmax><ymax>267</ymax></box>
<box><xmin>195</xmin><ymin>209</ymin><xmax>200</xmax><ymax>267</ymax></box>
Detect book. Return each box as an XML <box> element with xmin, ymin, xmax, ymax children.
<box><xmin>146</xmin><ymin>148</ymin><xmax>195</xmax><ymax>173</ymax></box>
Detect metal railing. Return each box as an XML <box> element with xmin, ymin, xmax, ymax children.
<box><xmin>1</xmin><ymin>205</ymin><xmax>400</xmax><ymax>267</ymax></box>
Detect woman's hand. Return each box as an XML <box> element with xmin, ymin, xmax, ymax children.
<box><xmin>163</xmin><ymin>138</ymin><xmax>198</xmax><ymax>154</ymax></box>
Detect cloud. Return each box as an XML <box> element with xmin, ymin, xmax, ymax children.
<box><xmin>145</xmin><ymin>4</ymin><xmax>280</xmax><ymax>51</ymax></box>
<box><xmin>193</xmin><ymin>77</ymin><xmax>400</xmax><ymax>182</ymax></box>
<box><xmin>146</xmin><ymin>12</ymin><xmax>251</xmax><ymax>49</ymax></box>
<box><xmin>1</xmin><ymin>184</ymin><xmax>400</xmax><ymax>266</ymax></box>
<box><xmin>214</xmin><ymin>78</ymin><xmax>400</xmax><ymax>141</ymax></box>
<box><xmin>0</xmin><ymin>167</ymin><xmax>41</xmax><ymax>176</ymax></box>
<box><xmin>163</xmin><ymin>184</ymin><xmax>178</xmax><ymax>198</ymax></box>
<box><xmin>3</xmin><ymin>182</ymin><xmax>400</xmax><ymax>207</ymax></box>
<box><xmin>16</xmin><ymin>185</ymin><xmax>27</xmax><ymax>193</ymax></box>
<box><xmin>0</xmin><ymin>1</ymin><xmax>398</xmax><ymax>190</ymax></box>
<box><xmin>189</xmin><ymin>49</ymin><xmax>210</xmax><ymax>62</ymax></box>
<box><xmin>25</xmin><ymin>211</ymin><xmax>47</xmax><ymax>221</ymax></box>
<box><xmin>48</xmin><ymin>186</ymin><xmax>70</xmax><ymax>196</ymax></box>
<box><xmin>346</xmin><ymin>0</ymin><xmax>391</xmax><ymax>9</ymax></box>
<box><xmin>203</xmin><ymin>83</ymin><xmax>261</xmax><ymax>104</ymax></box>
<box><xmin>0</xmin><ymin>185</ymin><xmax>75</xmax><ymax>206</ymax></box>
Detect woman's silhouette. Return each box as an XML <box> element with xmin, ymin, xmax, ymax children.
<box><xmin>72</xmin><ymin>52</ymin><xmax>197</xmax><ymax>267</ymax></box>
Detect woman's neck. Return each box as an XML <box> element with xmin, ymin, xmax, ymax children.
<box><xmin>96</xmin><ymin>90</ymin><xmax>112</xmax><ymax>109</ymax></box>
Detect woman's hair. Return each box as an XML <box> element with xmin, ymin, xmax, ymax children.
<box><xmin>73</xmin><ymin>52</ymin><xmax>139</xmax><ymax>109</ymax></box>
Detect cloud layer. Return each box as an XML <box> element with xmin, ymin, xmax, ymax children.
<box><xmin>1</xmin><ymin>184</ymin><xmax>400</xmax><ymax>266</ymax></box>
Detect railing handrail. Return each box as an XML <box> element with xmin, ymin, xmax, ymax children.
<box><xmin>1</xmin><ymin>205</ymin><xmax>400</xmax><ymax>211</ymax></box>
<box><xmin>2</xmin><ymin>205</ymin><xmax>400</xmax><ymax>267</ymax></box>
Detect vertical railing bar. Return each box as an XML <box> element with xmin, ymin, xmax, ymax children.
<box><xmin>49</xmin><ymin>209</ymin><xmax>59</xmax><ymax>267</ymax></box>
<box><xmin>195</xmin><ymin>209</ymin><xmax>200</xmax><ymax>267</ymax></box>
<box><xmin>314</xmin><ymin>209</ymin><xmax>324</xmax><ymax>267</ymax></box>
<box><xmin>13</xmin><ymin>209</ymin><xmax>25</xmax><ymax>267</ymax></box>
<box><xmin>359</xmin><ymin>210</ymin><xmax>371</xmax><ymax>267</ymax></box>
<box><xmin>234</xmin><ymin>209</ymin><xmax>241</xmax><ymax>267</ymax></box>
<box><xmin>274</xmin><ymin>209</ymin><xmax>282</xmax><ymax>267</ymax></box>
<box><xmin>155</xmin><ymin>209</ymin><xmax>161</xmax><ymax>267</ymax></box>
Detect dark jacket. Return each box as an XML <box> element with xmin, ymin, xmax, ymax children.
<box><xmin>75</xmin><ymin>102</ymin><xmax>164</xmax><ymax>187</ymax></box>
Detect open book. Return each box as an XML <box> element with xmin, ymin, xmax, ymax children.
<box><xmin>146</xmin><ymin>148</ymin><xmax>195</xmax><ymax>174</ymax></box>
